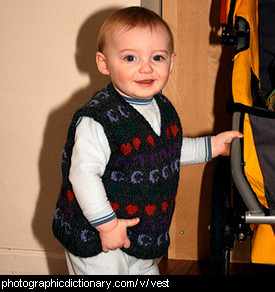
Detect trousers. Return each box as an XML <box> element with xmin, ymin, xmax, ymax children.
<box><xmin>65</xmin><ymin>249</ymin><xmax>160</xmax><ymax>275</ymax></box>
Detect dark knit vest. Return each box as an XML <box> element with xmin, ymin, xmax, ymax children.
<box><xmin>52</xmin><ymin>83</ymin><xmax>182</xmax><ymax>259</ymax></box>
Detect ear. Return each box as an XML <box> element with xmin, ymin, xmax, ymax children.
<box><xmin>96</xmin><ymin>52</ymin><xmax>110</xmax><ymax>75</ymax></box>
<box><xmin>169</xmin><ymin>52</ymin><xmax>177</xmax><ymax>74</ymax></box>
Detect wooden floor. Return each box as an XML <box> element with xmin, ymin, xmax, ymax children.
<box><xmin>158</xmin><ymin>258</ymin><xmax>275</xmax><ymax>275</ymax></box>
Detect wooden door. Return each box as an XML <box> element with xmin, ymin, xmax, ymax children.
<box><xmin>162</xmin><ymin>0</ymin><xmax>249</xmax><ymax>261</ymax></box>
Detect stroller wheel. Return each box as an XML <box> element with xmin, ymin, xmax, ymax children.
<box><xmin>210</xmin><ymin>157</ymin><xmax>234</xmax><ymax>275</ymax></box>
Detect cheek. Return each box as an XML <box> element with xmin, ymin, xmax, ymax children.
<box><xmin>157</xmin><ymin>67</ymin><xmax>171</xmax><ymax>82</ymax></box>
<box><xmin>116</xmin><ymin>73</ymin><xmax>129</xmax><ymax>85</ymax></box>
<box><xmin>117</xmin><ymin>69</ymin><xmax>136</xmax><ymax>84</ymax></box>
<box><xmin>110</xmin><ymin>67</ymin><xmax>127</xmax><ymax>81</ymax></box>
<box><xmin>155</xmin><ymin>63</ymin><xmax>171</xmax><ymax>75</ymax></box>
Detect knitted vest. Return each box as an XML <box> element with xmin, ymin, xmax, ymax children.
<box><xmin>52</xmin><ymin>83</ymin><xmax>183</xmax><ymax>259</ymax></box>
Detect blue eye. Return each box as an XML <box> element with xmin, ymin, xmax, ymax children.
<box><xmin>153</xmin><ymin>55</ymin><xmax>164</xmax><ymax>61</ymax></box>
<box><xmin>125</xmin><ymin>55</ymin><xmax>135</xmax><ymax>62</ymax></box>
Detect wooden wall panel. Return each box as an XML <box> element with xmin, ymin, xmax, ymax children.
<box><xmin>162</xmin><ymin>0</ymin><xmax>248</xmax><ymax>261</ymax></box>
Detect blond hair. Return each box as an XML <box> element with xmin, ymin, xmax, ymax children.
<box><xmin>97</xmin><ymin>6</ymin><xmax>174</xmax><ymax>53</ymax></box>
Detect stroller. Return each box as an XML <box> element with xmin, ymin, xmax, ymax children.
<box><xmin>210</xmin><ymin>0</ymin><xmax>275</xmax><ymax>275</ymax></box>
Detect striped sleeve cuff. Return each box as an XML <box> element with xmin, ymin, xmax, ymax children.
<box><xmin>205</xmin><ymin>136</ymin><xmax>212</xmax><ymax>162</ymax></box>
<box><xmin>90</xmin><ymin>211</ymin><xmax>116</xmax><ymax>228</ymax></box>
<box><xmin>85</xmin><ymin>203</ymin><xmax>117</xmax><ymax>228</ymax></box>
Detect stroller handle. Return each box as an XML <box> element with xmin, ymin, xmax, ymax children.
<box><xmin>231</xmin><ymin>112</ymin><xmax>264</xmax><ymax>213</ymax></box>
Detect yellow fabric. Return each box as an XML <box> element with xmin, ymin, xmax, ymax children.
<box><xmin>231</xmin><ymin>0</ymin><xmax>259</xmax><ymax>106</ymax></box>
<box><xmin>251</xmin><ymin>224</ymin><xmax>275</xmax><ymax>264</ymax></box>
<box><xmin>243</xmin><ymin>114</ymin><xmax>267</xmax><ymax>208</ymax></box>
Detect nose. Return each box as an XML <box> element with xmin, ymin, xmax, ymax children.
<box><xmin>139</xmin><ymin>60</ymin><xmax>153</xmax><ymax>74</ymax></box>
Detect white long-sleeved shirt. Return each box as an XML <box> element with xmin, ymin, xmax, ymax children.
<box><xmin>69</xmin><ymin>96</ymin><xmax>212</xmax><ymax>227</ymax></box>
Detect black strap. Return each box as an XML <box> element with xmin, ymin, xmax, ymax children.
<box><xmin>227</xmin><ymin>0</ymin><xmax>237</xmax><ymax>29</ymax></box>
<box><xmin>227</xmin><ymin>101</ymin><xmax>275</xmax><ymax>118</ymax></box>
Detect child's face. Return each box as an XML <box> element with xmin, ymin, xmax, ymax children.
<box><xmin>96</xmin><ymin>26</ymin><xmax>176</xmax><ymax>99</ymax></box>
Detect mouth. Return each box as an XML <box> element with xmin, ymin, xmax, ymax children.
<box><xmin>135</xmin><ymin>79</ymin><xmax>155</xmax><ymax>87</ymax></box>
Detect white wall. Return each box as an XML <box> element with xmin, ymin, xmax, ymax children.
<box><xmin>0</xmin><ymin>0</ymin><xmax>141</xmax><ymax>275</ymax></box>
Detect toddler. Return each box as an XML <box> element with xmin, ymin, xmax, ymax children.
<box><xmin>52</xmin><ymin>6</ymin><xmax>242</xmax><ymax>275</ymax></box>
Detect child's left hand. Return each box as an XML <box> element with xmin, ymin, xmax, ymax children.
<box><xmin>211</xmin><ymin>130</ymin><xmax>243</xmax><ymax>158</ymax></box>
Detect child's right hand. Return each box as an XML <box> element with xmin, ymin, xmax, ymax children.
<box><xmin>96</xmin><ymin>217</ymin><xmax>140</xmax><ymax>253</ymax></box>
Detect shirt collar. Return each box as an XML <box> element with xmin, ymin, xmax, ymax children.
<box><xmin>121</xmin><ymin>95</ymin><xmax>153</xmax><ymax>106</ymax></box>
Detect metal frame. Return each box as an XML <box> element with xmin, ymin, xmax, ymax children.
<box><xmin>140</xmin><ymin>0</ymin><xmax>162</xmax><ymax>15</ymax></box>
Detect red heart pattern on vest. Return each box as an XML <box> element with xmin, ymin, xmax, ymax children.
<box><xmin>111</xmin><ymin>201</ymin><xmax>171</xmax><ymax>216</ymax></box>
<box><xmin>145</xmin><ymin>204</ymin><xmax>157</xmax><ymax>216</ymax></box>
<box><xmin>126</xmin><ymin>204</ymin><xmax>139</xmax><ymax>216</ymax></box>
<box><xmin>171</xmin><ymin>124</ymin><xmax>179</xmax><ymax>137</ymax></box>
<box><xmin>120</xmin><ymin>143</ymin><xmax>132</xmax><ymax>155</ymax></box>
<box><xmin>166</xmin><ymin>124</ymin><xmax>179</xmax><ymax>140</ymax></box>
<box><xmin>162</xmin><ymin>201</ymin><xmax>168</xmax><ymax>213</ymax></box>
<box><xmin>147</xmin><ymin>135</ymin><xmax>155</xmax><ymax>147</ymax></box>
<box><xmin>66</xmin><ymin>190</ymin><xmax>74</xmax><ymax>202</ymax></box>
<box><xmin>132</xmin><ymin>137</ymin><xmax>141</xmax><ymax>150</ymax></box>
<box><xmin>166</xmin><ymin>127</ymin><xmax>170</xmax><ymax>140</ymax></box>
<box><xmin>110</xmin><ymin>202</ymin><xmax>119</xmax><ymax>212</ymax></box>
<box><xmin>120</xmin><ymin>123</ymin><xmax>178</xmax><ymax>156</ymax></box>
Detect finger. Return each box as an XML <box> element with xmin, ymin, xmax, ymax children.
<box><xmin>123</xmin><ymin>237</ymin><xmax>131</xmax><ymax>249</ymax></box>
<box><xmin>102</xmin><ymin>246</ymin><xmax>109</xmax><ymax>253</ymax></box>
<box><xmin>125</xmin><ymin>217</ymin><xmax>140</xmax><ymax>227</ymax></box>
<box><xmin>222</xmin><ymin>131</ymin><xmax>243</xmax><ymax>145</ymax></box>
<box><xmin>231</xmin><ymin>130</ymin><xmax>243</xmax><ymax>138</ymax></box>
